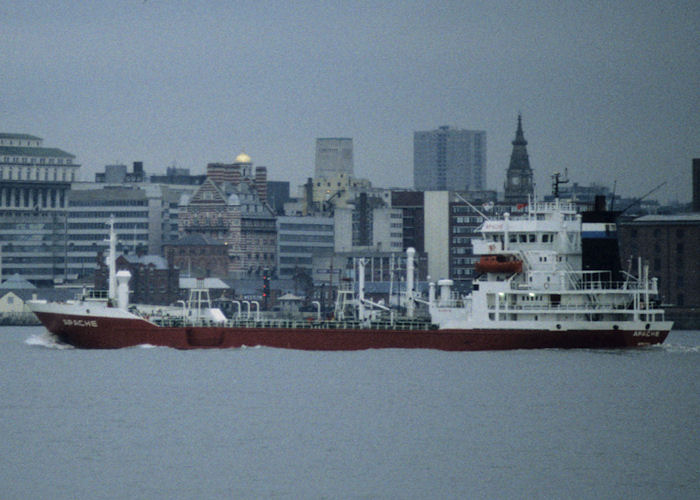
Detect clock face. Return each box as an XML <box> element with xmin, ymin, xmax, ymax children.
<box><xmin>512</xmin><ymin>176</ymin><xmax>520</xmax><ymax>185</ymax></box>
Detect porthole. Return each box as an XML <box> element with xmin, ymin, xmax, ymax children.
<box><xmin>613</xmin><ymin>324</ymin><xmax>619</xmax><ymax>330</ymax></box>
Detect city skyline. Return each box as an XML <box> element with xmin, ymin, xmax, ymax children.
<box><xmin>2</xmin><ymin>1</ymin><xmax>698</xmax><ymax>203</ymax></box>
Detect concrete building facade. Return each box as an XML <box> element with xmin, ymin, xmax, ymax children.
<box><xmin>314</xmin><ymin>138</ymin><xmax>353</xmax><ymax>178</ymax></box>
<box><xmin>414</xmin><ymin>126</ymin><xmax>486</xmax><ymax>192</ymax></box>
<box><xmin>0</xmin><ymin>133</ymin><xmax>80</xmax><ymax>285</ymax></box>
<box><xmin>276</xmin><ymin>215</ymin><xmax>335</xmax><ymax>280</ymax></box>
<box><xmin>65</xmin><ymin>185</ymin><xmax>167</xmax><ymax>281</ymax></box>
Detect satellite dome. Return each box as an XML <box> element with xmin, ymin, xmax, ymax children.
<box><xmin>235</xmin><ymin>153</ymin><xmax>251</xmax><ymax>164</ymax></box>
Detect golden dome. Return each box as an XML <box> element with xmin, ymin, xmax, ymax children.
<box><xmin>235</xmin><ymin>153</ymin><xmax>251</xmax><ymax>164</ymax></box>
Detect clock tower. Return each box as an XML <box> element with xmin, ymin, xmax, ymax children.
<box><xmin>504</xmin><ymin>114</ymin><xmax>534</xmax><ymax>204</ymax></box>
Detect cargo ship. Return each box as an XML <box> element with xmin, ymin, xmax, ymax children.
<box><xmin>28</xmin><ymin>199</ymin><xmax>671</xmax><ymax>350</ymax></box>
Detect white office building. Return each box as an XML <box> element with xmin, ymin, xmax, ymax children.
<box><xmin>0</xmin><ymin>133</ymin><xmax>80</xmax><ymax>285</ymax></box>
<box><xmin>276</xmin><ymin>215</ymin><xmax>335</xmax><ymax>279</ymax></box>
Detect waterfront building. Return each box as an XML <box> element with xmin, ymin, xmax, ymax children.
<box><xmin>95</xmin><ymin>254</ymin><xmax>179</xmax><ymax>306</ymax></box>
<box><xmin>504</xmin><ymin>115</ymin><xmax>534</xmax><ymax>204</ymax></box>
<box><xmin>618</xmin><ymin>213</ymin><xmax>700</xmax><ymax>328</ymax></box>
<box><xmin>163</xmin><ymin>234</ymin><xmax>229</xmax><ymax>278</ymax></box>
<box><xmin>413</xmin><ymin>126</ymin><xmax>486</xmax><ymax>191</ymax></box>
<box><xmin>65</xmin><ymin>185</ymin><xmax>167</xmax><ymax>280</ymax></box>
<box><xmin>276</xmin><ymin>215</ymin><xmax>334</xmax><ymax>280</ymax></box>
<box><xmin>0</xmin><ymin>133</ymin><xmax>79</xmax><ymax>285</ymax></box>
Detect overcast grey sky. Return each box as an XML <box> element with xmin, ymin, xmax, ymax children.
<box><xmin>2</xmin><ymin>1</ymin><xmax>698</xmax><ymax>202</ymax></box>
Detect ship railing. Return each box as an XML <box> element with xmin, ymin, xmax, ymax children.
<box><xmin>227</xmin><ymin>318</ymin><xmax>434</xmax><ymax>331</ymax></box>
<box><xmin>488</xmin><ymin>303</ymin><xmax>665</xmax><ymax>314</ymax></box>
<box><xmin>156</xmin><ymin>316</ymin><xmax>436</xmax><ymax>331</ymax></box>
<box><xmin>487</xmin><ymin>304</ymin><xmax>665</xmax><ymax>321</ymax></box>
<box><xmin>511</xmin><ymin>279</ymin><xmax>653</xmax><ymax>292</ymax></box>
<box><xmin>432</xmin><ymin>298</ymin><xmax>466</xmax><ymax>309</ymax></box>
<box><xmin>528</xmin><ymin>200</ymin><xmax>578</xmax><ymax>214</ymax></box>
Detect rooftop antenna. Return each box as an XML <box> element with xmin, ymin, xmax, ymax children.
<box><xmin>552</xmin><ymin>168</ymin><xmax>569</xmax><ymax>198</ymax></box>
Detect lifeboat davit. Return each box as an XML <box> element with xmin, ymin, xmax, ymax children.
<box><xmin>475</xmin><ymin>255</ymin><xmax>523</xmax><ymax>274</ymax></box>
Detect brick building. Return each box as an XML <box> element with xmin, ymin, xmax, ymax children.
<box><xmin>95</xmin><ymin>254</ymin><xmax>180</xmax><ymax>305</ymax></box>
<box><xmin>618</xmin><ymin>214</ymin><xmax>700</xmax><ymax>328</ymax></box>
<box><xmin>163</xmin><ymin>234</ymin><xmax>228</xmax><ymax>278</ymax></box>
<box><xmin>178</xmin><ymin>154</ymin><xmax>276</xmax><ymax>278</ymax></box>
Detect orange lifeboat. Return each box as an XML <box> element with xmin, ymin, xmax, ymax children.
<box><xmin>475</xmin><ymin>255</ymin><xmax>523</xmax><ymax>274</ymax></box>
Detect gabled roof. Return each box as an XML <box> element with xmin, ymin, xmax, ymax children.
<box><xmin>278</xmin><ymin>292</ymin><xmax>303</xmax><ymax>301</ymax></box>
<box><xmin>0</xmin><ymin>274</ymin><xmax>36</xmax><ymax>289</ymax></box>
<box><xmin>189</xmin><ymin>178</ymin><xmax>227</xmax><ymax>204</ymax></box>
<box><xmin>2</xmin><ymin>288</ymin><xmax>76</xmax><ymax>302</ymax></box>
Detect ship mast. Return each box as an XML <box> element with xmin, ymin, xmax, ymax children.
<box><xmin>106</xmin><ymin>216</ymin><xmax>117</xmax><ymax>301</ymax></box>
<box><xmin>551</xmin><ymin>169</ymin><xmax>569</xmax><ymax>198</ymax></box>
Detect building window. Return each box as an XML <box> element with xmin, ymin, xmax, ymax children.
<box><xmin>653</xmin><ymin>257</ymin><xmax>661</xmax><ymax>271</ymax></box>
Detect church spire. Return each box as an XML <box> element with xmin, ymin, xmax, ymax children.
<box><xmin>513</xmin><ymin>113</ymin><xmax>527</xmax><ymax>146</ymax></box>
<box><xmin>504</xmin><ymin>114</ymin><xmax>534</xmax><ymax>204</ymax></box>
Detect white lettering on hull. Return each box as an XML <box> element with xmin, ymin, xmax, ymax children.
<box><xmin>632</xmin><ymin>330</ymin><xmax>660</xmax><ymax>337</ymax></box>
<box><xmin>63</xmin><ymin>318</ymin><xmax>98</xmax><ymax>328</ymax></box>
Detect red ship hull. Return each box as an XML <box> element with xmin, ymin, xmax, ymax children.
<box><xmin>33</xmin><ymin>310</ymin><xmax>670</xmax><ymax>351</ymax></box>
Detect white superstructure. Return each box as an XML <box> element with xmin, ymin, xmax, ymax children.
<box><xmin>426</xmin><ymin>199</ymin><xmax>671</xmax><ymax>332</ymax></box>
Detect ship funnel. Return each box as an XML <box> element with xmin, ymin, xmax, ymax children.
<box><xmin>438</xmin><ymin>279</ymin><xmax>453</xmax><ymax>306</ymax></box>
<box><xmin>116</xmin><ymin>270</ymin><xmax>131</xmax><ymax>310</ymax></box>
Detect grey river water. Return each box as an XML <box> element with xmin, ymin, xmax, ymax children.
<box><xmin>1</xmin><ymin>326</ymin><xmax>698</xmax><ymax>499</ymax></box>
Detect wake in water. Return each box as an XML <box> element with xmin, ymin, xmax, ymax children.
<box><xmin>660</xmin><ymin>342</ymin><xmax>700</xmax><ymax>354</ymax></box>
<box><xmin>25</xmin><ymin>331</ymin><xmax>73</xmax><ymax>350</ymax></box>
